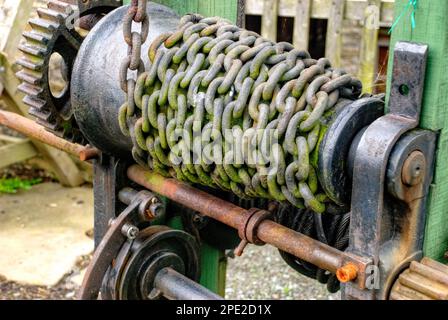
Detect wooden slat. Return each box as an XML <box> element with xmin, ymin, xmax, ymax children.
<box><xmin>245</xmin><ymin>0</ymin><xmax>394</xmax><ymax>26</ymax></box>
<box><xmin>0</xmin><ymin>139</ymin><xmax>38</xmax><ymax>169</ymax></box>
<box><xmin>261</xmin><ymin>0</ymin><xmax>279</xmax><ymax>41</ymax></box>
<box><xmin>0</xmin><ymin>134</ymin><xmax>25</xmax><ymax>143</ymax></box>
<box><xmin>0</xmin><ymin>0</ymin><xmax>84</xmax><ymax>187</ymax></box>
<box><xmin>152</xmin><ymin>0</ymin><xmax>241</xmax><ymax>24</ymax></box>
<box><xmin>359</xmin><ymin>0</ymin><xmax>381</xmax><ymax>93</ymax></box>
<box><xmin>293</xmin><ymin>0</ymin><xmax>312</xmax><ymax>50</ymax></box>
<box><xmin>1</xmin><ymin>1</ymin><xmax>31</xmax><ymax>56</ymax></box>
<box><xmin>325</xmin><ymin>0</ymin><xmax>345</xmax><ymax>67</ymax></box>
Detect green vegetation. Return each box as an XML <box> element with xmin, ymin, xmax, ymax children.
<box><xmin>0</xmin><ymin>177</ymin><xmax>42</xmax><ymax>194</ymax></box>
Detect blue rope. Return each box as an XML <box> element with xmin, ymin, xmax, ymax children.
<box><xmin>389</xmin><ymin>0</ymin><xmax>419</xmax><ymax>34</ymax></box>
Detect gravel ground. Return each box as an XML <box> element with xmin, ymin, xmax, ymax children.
<box><xmin>0</xmin><ymin>245</ymin><xmax>339</xmax><ymax>300</ymax></box>
<box><xmin>225</xmin><ymin>245</ymin><xmax>339</xmax><ymax>300</ymax></box>
<box><xmin>0</xmin><ymin>254</ymin><xmax>90</xmax><ymax>300</ymax></box>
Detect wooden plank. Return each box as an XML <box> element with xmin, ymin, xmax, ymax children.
<box><xmin>358</xmin><ymin>0</ymin><xmax>381</xmax><ymax>93</ymax></box>
<box><xmin>1</xmin><ymin>0</ymin><xmax>33</xmax><ymax>55</ymax></box>
<box><xmin>0</xmin><ymin>134</ymin><xmax>25</xmax><ymax>143</ymax></box>
<box><xmin>325</xmin><ymin>0</ymin><xmax>345</xmax><ymax>67</ymax></box>
<box><xmin>386</xmin><ymin>0</ymin><xmax>448</xmax><ymax>261</ymax></box>
<box><xmin>293</xmin><ymin>0</ymin><xmax>312</xmax><ymax>50</ymax></box>
<box><xmin>0</xmin><ymin>139</ymin><xmax>38</xmax><ymax>169</ymax></box>
<box><xmin>261</xmin><ymin>0</ymin><xmax>279</xmax><ymax>41</ymax></box>
<box><xmin>152</xmin><ymin>0</ymin><xmax>240</xmax><ymax>23</ymax></box>
<box><xmin>0</xmin><ymin>0</ymin><xmax>84</xmax><ymax>187</ymax></box>
<box><xmin>245</xmin><ymin>0</ymin><xmax>394</xmax><ymax>26</ymax></box>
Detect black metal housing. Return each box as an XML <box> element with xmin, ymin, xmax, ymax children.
<box><xmin>71</xmin><ymin>3</ymin><xmax>180</xmax><ymax>156</ymax></box>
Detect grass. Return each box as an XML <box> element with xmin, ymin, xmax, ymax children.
<box><xmin>0</xmin><ymin>177</ymin><xmax>42</xmax><ymax>194</ymax></box>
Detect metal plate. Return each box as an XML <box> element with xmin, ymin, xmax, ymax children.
<box><xmin>318</xmin><ymin>97</ymin><xmax>384</xmax><ymax>206</ymax></box>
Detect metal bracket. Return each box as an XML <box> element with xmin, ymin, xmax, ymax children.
<box><xmin>79</xmin><ymin>185</ymin><xmax>162</xmax><ymax>299</ymax></box>
<box><xmin>343</xmin><ymin>41</ymin><xmax>435</xmax><ymax>300</ymax></box>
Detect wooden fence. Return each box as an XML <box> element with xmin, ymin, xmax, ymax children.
<box><xmin>0</xmin><ymin>0</ymin><xmax>86</xmax><ymax>186</ymax></box>
<box><xmin>244</xmin><ymin>0</ymin><xmax>395</xmax><ymax>93</ymax></box>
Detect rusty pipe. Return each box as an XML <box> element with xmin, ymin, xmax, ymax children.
<box><xmin>127</xmin><ymin>165</ymin><xmax>370</xmax><ymax>286</ymax></box>
<box><xmin>0</xmin><ymin>110</ymin><xmax>99</xmax><ymax>161</ymax></box>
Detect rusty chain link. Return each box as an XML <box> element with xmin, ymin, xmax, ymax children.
<box><xmin>119</xmin><ymin>14</ymin><xmax>362</xmax><ymax>213</ymax></box>
<box><xmin>119</xmin><ymin>0</ymin><xmax>149</xmax><ymax>160</ymax></box>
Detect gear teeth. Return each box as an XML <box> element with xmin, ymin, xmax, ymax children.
<box><xmin>18</xmin><ymin>83</ymin><xmax>44</xmax><ymax>97</ymax></box>
<box><xmin>36</xmin><ymin>118</ymin><xmax>60</xmax><ymax>132</ymax></box>
<box><xmin>23</xmin><ymin>95</ymin><xmax>47</xmax><ymax>110</ymax></box>
<box><xmin>28</xmin><ymin>18</ymin><xmax>57</xmax><ymax>34</ymax></box>
<box><xmin>390</xmin><ymin>257</ymin><xmax>448</xmax><ymax>300</ymax></box>
<box><xmin>16</xmin><ymin>58</ymin><xmax>44</xmax><ymax>72</ymax></box>
<box><xmin>22</xmin><ymin>31</ymin><xmax>51</xmax><ymax>45</ymax></box>
<box><xmin>48</xmin><ymin>0</ymin><xmax>73</xmax><ymax>13</ymax></box>
<box><xmin>17</xmin><ymin>0</ymin><xmax>115</xmax><ymax>145</ymax></box>
<box><xmin>37</xmin><ymin>7</ymin><xmax>67</xmax><ymax>23</ymax></box>
<box><xmin>29</xmin><ymin>107</ymin><xmax>53</xmax><ymax>122</ymax></box>
<box><xmin>15</xmin><ymin>70</ymin><xmax>42</xmax><ymax>86</ymax></box>
<box><xmin>18</xmin><ymin>43</ymin><xmax>47</xmax><ymax>57</ymax></box>
<box><xmin>16</xmin><ymin>0</ymin><xmax>87</xmax><ymax>144</ymax></box>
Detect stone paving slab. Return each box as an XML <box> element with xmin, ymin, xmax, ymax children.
<box><xmin>0</xmin><ymin>183</ymin><xmax>93</xmax><ymax>286</ymax></box>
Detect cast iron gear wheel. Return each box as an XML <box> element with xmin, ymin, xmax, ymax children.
<box><xmin>389</xmin><ymin>257</ymin><xmax>448</xmax><ymax>300</ymax></box>
<box><xmin>16</xmin><ymin>0</ymin><xmax>118</xmax><ymax>144</ymax></box>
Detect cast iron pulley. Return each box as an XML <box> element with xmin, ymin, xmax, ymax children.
<box><xmin>101</xmin><ymin>225</ymin><xmax>201</xmax><ymax>300</ymax></box>
<box><xmin>16</xmin><ymin>0</ymin><xmax>121</xmax><ymax>144</ymax></box>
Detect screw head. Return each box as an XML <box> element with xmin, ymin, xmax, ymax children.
<box><xmin>402</xmin><ymin>151</ymin><xmax>426</xmax><ymax>186</ymax></box>
<box><xmin>121</xmin><ymin>223</ymin><xmax>139</xmax><ymax>240</ymax></box>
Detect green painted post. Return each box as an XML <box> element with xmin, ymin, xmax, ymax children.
<box><xmin>167</xmin><ymin>216</ymin><xmax>227</xmax><ymax>296</ymax></box>
<box><xmin>387</xmin><ymin>0</ymin><xmax>448</xmax><ymax>261</ymax></box>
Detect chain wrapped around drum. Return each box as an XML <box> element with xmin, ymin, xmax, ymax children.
<box><xmin>119</xmin><ymin>13</ymin><xmax>362</xmax><ymax>213</ymax></box>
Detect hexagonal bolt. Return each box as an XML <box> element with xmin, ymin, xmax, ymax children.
<box><xmin>121</xmin><ymin>223</ymin><xmax>139</xmax><ymax>240</ymax></box>
<box><xmin>402</xmin><ymin>151</ymin><xmax>426</xmax><ymax>186</ymax></box>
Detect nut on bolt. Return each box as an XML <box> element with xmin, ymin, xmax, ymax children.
<box><xmin>138</xmin><ymin>195</ymin><xmax>164</xmax><ymax>220</ymax></box>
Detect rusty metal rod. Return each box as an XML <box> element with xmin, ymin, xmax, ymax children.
<box><xmin>0</xmin><ymin>109</ymin><xmax>99</xmax><ymax>161</ymax></box>
<box><xmin>127</xmin><ymin>165</ymin><xmax>369</xmax><ymax>282</ymax></box>
<box><xmin>155</xmin><ymin>267</ymin><xmax>224</xmax><ymax>300</ymax></box>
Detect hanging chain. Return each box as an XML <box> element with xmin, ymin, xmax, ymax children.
<box><xmin>119</xmin><ymin>0</ymin><xmax>149</xmax><ymax>163</ymax></box>
<box><xmin>119</xmin><ymin>14</ymin><xmax>362</xmax><ymax>213</ymax></box>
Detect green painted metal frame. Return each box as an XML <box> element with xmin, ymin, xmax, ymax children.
<box><xmin>387</xmin><ymin>0</ymin><xmax>448</xmax><ymax>261</ymax></box>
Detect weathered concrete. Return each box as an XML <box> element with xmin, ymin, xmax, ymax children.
<box><xmin>0</xmin><ymin>183</ymin><xmax>93</xmax><ymax>286</ymax></box>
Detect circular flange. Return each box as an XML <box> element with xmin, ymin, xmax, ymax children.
<box><xmin>102</xmin><ymin>225</ymin><xmax>200</xmax><ymax>300</ymax></box>
<box><xmin>318</xmin><ymin>97</ymin><xmax>385</xmax><ymax>206</ymax></box>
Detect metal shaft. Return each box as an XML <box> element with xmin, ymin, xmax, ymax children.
<box><xmin>0</xmin><ymin>110</ymin><xmax>99</xmax><ymax>161</ymax></box>
<box><xmin>155</xmin><ymin>267</ymin><xmax>223</xmax><ymax>300</ymax></box>
<box><xmin>127</xmin><ymin>165</ymin><xmax>369</xmax><ymax>281</ymax></box>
